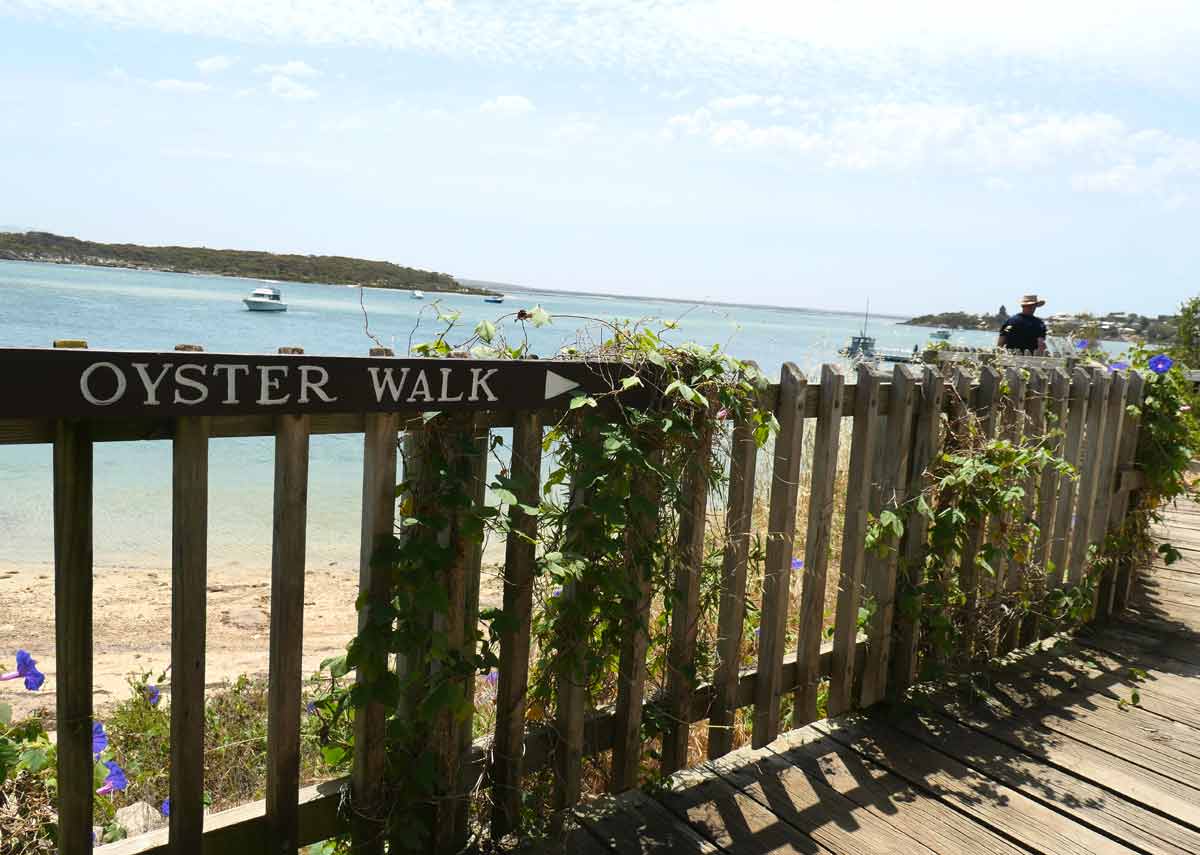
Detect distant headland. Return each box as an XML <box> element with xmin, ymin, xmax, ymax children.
<box><xmin>905</xmin><ymin>306</ymin><xmax>1176</xmax><ymax>344</ymax></box>
<box><xmin>0</xmin><ymin>231</ymin><xmax>499</xmax><ymax>296</ymax></box>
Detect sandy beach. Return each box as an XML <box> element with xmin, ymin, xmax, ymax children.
<box><xmin>0</xmin><ymin>541</ymin><xmax>509</xmax><ymax>720</ymax></box>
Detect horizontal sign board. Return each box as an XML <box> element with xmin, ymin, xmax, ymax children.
<box><xmin>0</xmin><ymin>348</ymin><xmax>647</xmax><ymax>419</ymax></box>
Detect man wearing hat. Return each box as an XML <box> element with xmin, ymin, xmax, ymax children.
<box><xmin>997</xmin><ymin>295</ymin><xmax>1048</xmax><ymax>354</ymax></box>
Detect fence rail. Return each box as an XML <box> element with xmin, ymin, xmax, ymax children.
<box><xmin>0</xmin><ymin>344</ymin><xmax>1149</xmax><ymax>854</ymax></box>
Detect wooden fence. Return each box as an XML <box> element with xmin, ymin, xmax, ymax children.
<box><xmin>0</xmin><ymin>344</ymin><xmax>1150</xmax><ymax>855</ymax></box>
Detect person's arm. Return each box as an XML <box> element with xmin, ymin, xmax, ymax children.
<box><xmin>1036</xmin><ymin>319</ymin><xmax>1047</xmax><ymax>354</ymax></box>
<box><xmin>997</xmin><ymin>321</ymin><xmax>1010</xmax><ymax>349</ymax></box>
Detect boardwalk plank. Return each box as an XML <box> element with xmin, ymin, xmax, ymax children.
<box><xmin>576</xmin><ymin>791</ymin><xmax>720</xmax><ymax>854</ymax></box>
<box><xmin>814</xmin><ymin>715</ymin><xmax>1136</xmax><ymax>855</ymax></box>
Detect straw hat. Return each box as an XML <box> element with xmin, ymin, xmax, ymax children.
<box><xmin>1019</xmin><ymin>294</ymin><xmax>1046</xmax><ymax>307</ymax></box>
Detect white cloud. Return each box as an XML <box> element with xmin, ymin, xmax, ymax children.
<box><xmin>11</xmin><ymin>1</ymin><xmax>1200</xmax><ymax>91</ymax></box>
<box><xmin>664</xmin><ymin>100</ymin><xmax>1200</xmax><ymax>194</ymax></box>
<box><xmin>480</xmin><ymin>95</ymin><xmax>535</xmax><ymax>116</ymax></box>
<box><xmin>195</xmin><ymin>54</ymin><xmax>234</xmax><ymax>73</ymax></box>
<box><xmin>269</xmin><ymin>75</ymin><xmax>318</xmax><ymax>101</ymax></box>
<box><xmin>256</xmin><ymin>60</ymin><xmax>319</xmax><ymax>78</ymax></box>
<box><xmin>153</xmin><ymin>79</ymin><xmax>211</xmax><ymax>93</ymax></box>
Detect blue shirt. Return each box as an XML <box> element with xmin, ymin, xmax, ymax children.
<box><xmin>999</xmin><ymin>313</ymin><xmax>1046</xmax><ymax>351</ymax></box>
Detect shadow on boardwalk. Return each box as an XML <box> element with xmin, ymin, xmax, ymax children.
<box><xmin>556</xmin><ymin>500</ymin><xmax>1200</xmax><ymax>855</ymax></box>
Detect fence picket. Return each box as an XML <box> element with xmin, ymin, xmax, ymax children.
<box><xmin>752</xmin><ymin>363</ymin><xmax>807</xmax><ymax>747</ymax></box>
<box><xmin>707</xmin><ymin>415</ymin><xmax>760</xmax><ymax>760</ymax></box>
<box><xmin>1112</xmin><ymin>372</ymin><xmax>1147</xmax><ymax>613</ymax></box>
<box><xmin>827</xmin><ymin>365</ymin><xmax>883</xmax><ymax>717</ymax></box>
<box><xmin>265</xmin><ymin>409</ymin><xmax>311</xmax><ymax>855</ymax></box>
<box><xmin>1068</xmin><ymin>372</ymin><xmax>1111</xmax><ymax>586</ymax></box>
<box><xmin>859</xmin><ymin>365</ymin><xmax>918</xmax><ymax>707</ymax></box>
<box><xmin>792</xmin><ymin>365</ymin><xmax>846</xmax><ymax>726</ymax></box>
<box><xmin>490</xmin><ymin>412</ymin><xmax>543</xmax><ymax>836</ymax></box>
<box><xmin>889</xmin><ymin>367</ymin><xmax>945</xmax><ymax>696</ymax></box>
<box><xmin>1092</xmin><ymin>373</ymin><xmax>1129</xmax><ymax>618</ymax></box>
<box><xmin>53</xmin><ymin>416</ymin><xmax>93</xmax><ymax>855</ymax></box>
<box><xmin>959</xmin><ymin>367</ymin><xmax>1000</xmax><ymax>657</ymax></box>
<box><xmin>351</xmin><ymin>408</ymin><xmax>400</xmax><ymax>855</ymax></box>
<box><xmin>1001</xmin><ymin>368</ymin><xmax>1042</xmax><ymax>654</ymax></box>
<box><xmin>662</xmin><ymin>424</ymin><xmax>714</xmax><ymax>774</ymax></box>
<box><xmin>170</xmin><ymin>412</ymin><xmax>211</xmax><ymax>852</ymax></box>
<box><xmin>1048</xmin><ymin>369</ymin><xmax>1092</xmax><ymax>596</ymax></box>
<box><xmin>1021</xmin><ymin>369</ymin><xmax>1067</xmax><ymax>645</ymax></box>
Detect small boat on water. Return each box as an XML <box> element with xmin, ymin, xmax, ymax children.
<box><xmin>484</xmin><ymin>294</ymin><xmax>506</xmax><ymax>304</ymax></box>
<box><xmin>931</xmin><ymin>329</ymin><xmax>952</xmax><ymax>341</ymax></box>
<box><xmin>839</xmin><ymin>301</ymin><xmax>918</xmax><ymax>364</ymax></box>
<box><xmin>243</xmin><ymin>286</ymin><xmax>287</xmax><ymax>312</ymax></box>
<box><xmin>411</xmin><ymin>290</ymin><xmax>425</xmax><ymax>300</ymax></box>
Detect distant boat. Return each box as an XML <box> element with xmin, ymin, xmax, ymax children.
<box><xmin>484</xmin><ymin>294</ymin><xmax>506</xmax><ymax>304</ymax></box>
<box><xmin>839</xmin><ymin>301</ymin><xmax>915</xmax><ymax>364</ymax></box>
<box><xmin>411</xmin><ymin>290</ymin><xmax>424</xmax><ymax>300</ymax></box>
<box><xmin>930</xmin><ymin>329</ymin><xmax>952</xmax><ymax>341</ymax></box>
<box><xmin>243</xmin><ymin>286</ymin><xmax>286</xmax><ymax>312</ymax></box>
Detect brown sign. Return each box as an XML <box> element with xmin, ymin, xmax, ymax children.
<box><xmin>0</xmin><ymin>348</ymin><xmax>645</xmax><ymax>419</ymax></box>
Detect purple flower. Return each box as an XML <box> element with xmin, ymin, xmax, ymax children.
<box><xmin>92</xmin><ymin>721</ymin><xmax>108</xmax><ymax>758</ymax></box>
<box><xmin>754</xmin><ymin>627</ymin><xmax>761</xmax><ymax>639</ymax></box>
<box><xmin>146</xmin><ymin>685</ymin><xmax>160</xmax><ymax>707</ymax></box>
<box><xmin>791</xmin><ymin>558</ymin><xmax>804</xmax><ymax>571</ymax></box>
<box><xmin>96</xmin><ymin>761</ymin><xmax>127</xmax><ymax>796</ymax></box>
<box><xmin>1107</xmin><ymin>362</ymin><xmax>1129</xmax><ymax>373</ymax></box>
<box><xmin>1075</xmin><ymin>339</ymin><xmax>1089</xmax><ymax>350</ymax></box>
<box><xmin>484</xmin><ymin>669</ymin><xmax>499</xmax><ymax>688</ymax></box>
<box><xmin>161</xmin><ymin>798</ymin><xmax>170</xmax><ymax>817</ymax></box>
<box><xmin>306</xmin><ymin>701</ymin><xmax>317</xmax><ymax>715</ymax></box>
<box><xmin>1149</xmin><ymin>354</ymin><xmax>1174</xmax><ymax>374</ymax></box>
<box><xmin>550</xmin><ymin>586</ymin><xmax>562</xmax><ymax>598</ymax></box>
<box><xmin>0</xmin><ymin>649</ymin><xmax>45</xmax><ymax>691</ymax></box>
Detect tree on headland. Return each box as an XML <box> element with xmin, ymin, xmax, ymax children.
<box><xmin>1173</xmin><ymin>296</ymin><xmax>1200</xmax><ymax>368</ymax></box>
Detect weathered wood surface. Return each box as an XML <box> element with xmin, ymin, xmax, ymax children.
<box><xmin>514</xmin><ymin>499</ymin><xmax>1200</xmax><ymax>855</ymax></box>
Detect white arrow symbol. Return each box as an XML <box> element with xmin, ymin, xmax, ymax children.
<box><xmin>545</xmin><ymin>369</ymin><xmax>581</xmax><ymax>400</ymax></box>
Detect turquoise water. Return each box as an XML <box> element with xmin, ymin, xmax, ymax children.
<box><xmin>0</xmin><ymin>260</ymin><xmax>1004</xmax><ymax>569</ymax></box>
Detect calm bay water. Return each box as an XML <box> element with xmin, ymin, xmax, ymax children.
<box><xmin>0</xmin><ymin>260</ymin><xmax>1007</xmax><ymax>570</ymax></box>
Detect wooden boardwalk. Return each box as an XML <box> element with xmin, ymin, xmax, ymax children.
<box><xmin>561</xmin><ymin>500</ymin><xmax>1200</xmax><ymax>855</ymax></box>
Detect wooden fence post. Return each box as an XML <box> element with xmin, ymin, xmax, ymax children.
<box><xmin>168</xmin><ymin>343</ymin><xmax>211</xmax><ymax>854</ymax></box>
<box><xmin>1092</xmin><ymin>372</ymin><xmax>1129</xmax><ymax>618</ymax></box>
<box><xmin>53</xmin><ymin>380</ymin><xmax>94</xmax><ymax>855</ymax></box>
<box><xmin>490</xmin><ymin>412</ymin><xmax>543</xmax><ymax>836</ymax></box>
<box><xmin>1112</xmin><ymin>372</ymin><xmax>1147</xmax><ymax>613</ymax></box>
<box><xmin>351</xmin><ymin>358</ymin><xmax>399</xmax><ymax>854</ymax></box>
<box><xmin>1047</xmin><ymin>369</ymin><xmax>1091</xmax><ymax>600</ymax></box>
<box><xmin>1000</xmin><ymin>368</ymin><xmax>1040</xmax><ymax>654</ymax></box>
<box><xmin>792</xmin><ymin>365</ymin><xmax>845</xmax><ymax>727</ymax></box>
<box><xmin>859</xmin><ymin>365</ymin><xmax>918</xmax><ymax>707</ymax></box>
<box><xmin>265</xmin><ymin>348</ymin><xmax>312</xmax><ymax>855</ymax></box>
<box><xmin>1021</xmin><ymin>369</ymin><xmax>1068</xmax><ymax>645</ymax></box>
<box><xmin>1068</xmin><ymin>371</ymin><xmax>1111</xmax><ymax>587</ymax></box>
<box><xmin>828</xmin><ymin>365</ymin><xmax>883</xmax><ymax>718</ymax></box>
<box><xmin>889</xmin><ymin>366</ymin><xmax>945</xmax><ymax>697</ymax></box>
<box><xmin>707</xmin><ymin>413</ymin><xmax>760</xmax><ymax>760</ymax></box>
<box><xmin>959</xmin><ymin>366</ymin><xmax>999</xmax><ymax>658</ymax></box>
<box><xmin>662</xmin><ymin>424</ymin><xmax>715</xmax><ymax>775</ymax></box>
<box><xmin>611</xmin><ymin>451</ymin><xmax>664</xmax><ymax>790</ymax></box>
<box><xmin>751</xmin><ymin>363</ymin><xmax>806</xmax><ymax>748</ymax></box>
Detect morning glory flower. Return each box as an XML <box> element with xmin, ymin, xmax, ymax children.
<box><xmin>0</xmin><ymin>649</ymin><xmax>45</xmax><ymax>691</ymax></box>
<box><xmin>306</xmin><ymin>701</ymin><xmax>317</xmax><ymax>715</ymax></box>
<box><xmin>484</xmin><ymin>669</ymin><xmax>499</xmax><ymax>688</ymax></box>
<box><xmin>161</xmin><ymin>798</ymin><xmax>170</xmax><ymax>817</ymax></box>
<box><xmin>146</xmin><ymin>685</ymin><xmax>161</xmax><ymax>707</ymax></box>
<box><xmin>1149</xmin><ymin>354</ymin><xmax>1174</xmax><ymax>374</ymax></box>
<box><xmin>791</xmin><ymin>558</ymin><xmax>804</xmax><ymax>571</ymax></box>
<box><xmin>96</xmin><ymin>761</ymin><xmax>128</xmax><ymax>796</ymax></box>
<box><xmin>92</xmin><ymin>721</ymin><xmax>108</xmax><ymax>758</ymax></box>
<box><xmin>550</xmin><ymin>586</ymin><xmax>562</xmax><ymax>598</ymax></box>
<box><xmin>1107</xmin><ymin>362</ymin><xmax>1129</xmax><ymax>373</ymax></box>
<box><xmin>1075</xmin><ymin>339</ymin><xmax>1089</xmax><ymax>350</ymax></box>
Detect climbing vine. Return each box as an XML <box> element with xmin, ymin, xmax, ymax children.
<box><xmin>316</xmin><ymin>304</ymin><xmax>776</xmax><ymax>850</ymax></box>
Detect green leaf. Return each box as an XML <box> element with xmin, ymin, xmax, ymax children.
<box><xmin>320</xmin><ymin>654</ymin><xmax>350</xmax><ymax>678</ymax></box>
<box><xmin>492</xmin><ymin>487</ymin><xmax>518</xmax><ymax>505</ymax></box>
<box><xmin>322</xmin><ymin>745</ymin><xmax>347</xmax><ymax>767</ymax></box>
<box><xmin>645</xmin><ymin>350</ymin><xmax>667</xmax><ymax>368</ymax></box>
<box><xmin>474</xmin><ymin>319</ymin><xmax>496</xmax><ymax>343</ymax></box>
<box><xmin>620</xmin><ymin>376</ymin><xmax>643</xmax><ymax>390</ymax></box>
<box><xmin>0</xmin><ymin>703</ymin><xmax>11</xmax><ymax>726</ymax></box>
<box><xmin>529</xmin><ymin>305</ymin><xmax>552</xmax><ymax>327</ymax></box>
<box><xmin>569</xmin><ymin>395</ymin><xmax>597</xmax><ymax>410</ymax></box>
<box><xmin>19</xmin><ymin>747</ymin><xmax>49</xmax><ymax>773</ymax></box>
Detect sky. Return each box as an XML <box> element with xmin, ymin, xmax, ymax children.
<box><xmin>1</xmin><ymin>1</ymin><xmax>1199</xmax><ymax>316</ymax></box>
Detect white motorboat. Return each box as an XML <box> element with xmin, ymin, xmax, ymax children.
<box><xmin>411</xmin><ymin>290</ymin><xmax>425</xmax><ymax>300</ymax></box>
<box><xmin>484</xmin><ymin>294</ymin><xmax>506</xmax><ymax>304</ymax></box>
<box><xmin>243</xmin><ymin>286</ymin><xmax>287</xmax><ymax>312</ymax></box>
